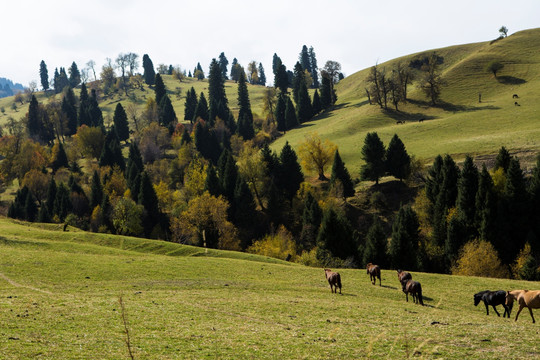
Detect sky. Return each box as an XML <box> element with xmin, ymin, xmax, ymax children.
<box><xmin>2</xmin><ymin>0</ymin><xmax>540</xmax><ymax>87</ymax></box>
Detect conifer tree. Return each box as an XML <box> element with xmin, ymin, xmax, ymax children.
<box><xmin>494</xmin><ymin>146</ymin><xmax>511</xmax><ymax>172</ymax></box>
<box><xmin>99</xmin><ymin>127</ymin><xmax>125</xmax><ymax>171</ymax></box>
<box><xmin>24</xmin><ymin>191</ymin><xmax>38</xmax><ymax>222</ymax></box>
<box><xmin>296</xmin><ymin>81</ymin><xmax>312</xmax><ymax>124</ymax></box>
<box><xmin>204</xmin><ymin>163</ymin><xmax>221</xmax><ymax>197</ymax></box>
<box><xmin>258</xmin><ymin>63</ymin><xmax>266</xmax><ymax>86</ymax></box>
<box><xmin>142</xmin><ymin>54</ymin><xmax>156</xmax><ymax>86</ymax></box>
<box><xmin>320</xmin><ymin>75</ymin><xmax>332</xmax><ymax>109</ymax></box>
<box><xmin>233</xmin><ymin>176</ymin><xmax>256</xmax><ymax>246</ymax></box>
<box><xmin>218</xmin><ymin>52</ymin><xmax>229</xmax><ymax>80</ymax></box>
<box><xmin>89</xmin><ymin>89</ymin><xmax>103</xmax><ymax>127</ymax></box>
<box><xmin>62</xmin><ymin>87</ymin><xmax>78</xmax><ymax>136</ymax></box>
<box><xmin>193</xmin><ymin>93</ymin><xmax>209</xmax><ymax>122</ymax></box>
<box><xmin>276</xmin><ymin>142</ymin><xmax>304</xmax><ymax>202</ymax></box>
<box><xmin>389</xmin><ymin>205</ymin><xmax>420</xmax><ymax>270</ymax></box>
<box><xmin>292</xmin><ymin>62</ymin><xmax>305</xmax><ymax>104</ymax></box>
<box><xmin>360</xmin><ymin>132</ymin><xmax>386</xmax><ymax>185</ymax></box>
<box><xmin>113</xmin><ymin>103</ymin><xmax>130</xmax><ymax>142</ymax></box>
<box><xmin>68</xmin><ymin>62</ymin><xmax>81</xmax><ymax>88</ymax></box>
<box><xmin>27</xmin><ymin>95</ymin><xmax>40</xmax><ymax>139</ymax></box>
<box><xmin>236</xmin><ymin>71</ymin><xmax>254</xmax><ymax>140</ymax></box>
<box><xmin>38</xmin><ymin>203</ymin><xmax>51</xmax><ymax>223</ymax></box>
<box><xmin>138</xmin><ymin>171</ymin><xmax>160</xmax><ymax>236</ymax></box>
<box><xmin>51</xmin><ymin>142</ymin><xmax>69</xmax><ymax>173</ymax></box>
<box><xmin>218</xmin><ymin>149</ymin><xmax>239</xmax><ymax>201</ymax></box>
<box><xmin>274</xmin><ymin>64</ymin><xmax>289</xmax><ymax>94</ymax></box>
<box><xmin>426</xmin><ymin>155</ymin><xmax>444</xmax><ymax>205</ymax></box>
<box><xmin>299</xmin><ymin>45</ymin><xmax>311</xmax><ymax>74</ymax></box>
<box><xmin>445</xmin><ymin>215</ymin><xmax>467</xmax><ymax>265</ymax></box>
<box><xmin>316</xmin><ymin>208</ymin><xmax>356</xmax><ymax>261</ymax></box>
<box><xmin>363</xmin><ymin>217</ymin><xmax>388</xmax><ymax>267</ymax></box>
<box><xmin>90</xmin><ymin>171</ymin><xmax>103</xmax><ymax>210</ymax></box>
<box><xmin>159</xmin><ymin>95</ymin><xmax>177</xmax><ymax>132</ymax></box>
<box><xmin>184</xmin><ymin>87</ymin><xmax>198</xmax><ymax>123</ymax></box>
<box><xmin>39</xmin><ymin>60</ymin><xmax>49</xmax><ymax>91</ymax></box>
<box><xmin>312</xmin><ymin>89</ymin><xmax>322</xmax><ymax>116</ymax></box>
<box><xmin>330</xmin><ymin>150</ymin><xmax>355</xmax><ymax>198</ymax></box>
<box><xmin>53</xmin><ymin>183</ymin><xmax>72</xmax><ymax>221</ymax></box>
<box><xmin>237</xmin><ymin>113</ymin><xmax>255</xmax><ymax>140</ymax></box>
<box><xmin>208</xmin><ymin>58</ymin><xmax>230</xmax><ymax>124</ymax></box>
<box><xmin>154</xmin><ymin>73</ymin><xmax>166</xmax><ymax>105</ymax></box>
<box><xmin>456</xmin><ymin>155</ymin><xmax>479</xmax><ymax>227</ymax></box>
<box><xmin>308</xmin><ymin>46</ymin><xmax>319</xmax><ymax>88</ymax></box>
<box><xmin>78</xmin><ymin>83</ymin><xmax>91</xmax><ymax>127</ymax></box>
<box><xmin>385</xmin><ymin>134</ymin><xmax>411</xmax><ymax>182</ymax></box>
<box><xmin>46</xmin><ymin>179</ymin><xmax>57</xmax><ymax>218</ymax></box>
<box><xmin>299</xmin><ymin>191</ymin><xmax>322</xmax><ymax>250</ymax></box>
<box><xmin>284</xmin><ymin>96</ymin><xmax>298</xmax><ymax>130</ymax></box>
<box><xmin>272</xmin><ymin>53</ymin><xmax>282</xmax><ymax>75</ymax></box>
<box><xmin>275</xmin><ymin>94</ymin><xmax>287</xmax><ymax>132</ymax></box>
<box><xmin>230</xmin><ymin>58</ymin><xmax>239</xmax><ymax>82</ymax></box>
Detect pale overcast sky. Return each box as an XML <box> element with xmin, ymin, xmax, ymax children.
<box><xmin>2</xmin><ymin>0</ymin><xmax>539</xmax><ymax>86</ymax></box>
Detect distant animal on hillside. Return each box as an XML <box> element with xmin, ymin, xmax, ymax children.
<box><xmin>474</xmin><ymin>290</ymin><xmax>512</xmax><ymax>317</ymax></box>
<box><xmin>515</xmin><ymin>101</ymin><xmax>520</xmax><ymax>106</ymax></box>
<box><xmin>505</xmin><ymin>290</ymin><xmax>540</xmax><ymax>323</ymax></box>
<box><xmin>396</xmin><ymin>120</ymin><xmax>405</xmax><ymax>124</ymax></box>
<box><xmin>513</xmin><ymin>94</ymin><xmax>519</xmax><ymax>98</ymax></box>
<box><xmin>397</xmin><ymin>269</ymin><xmax>412</xmax><ymax>289</ymax></box>
<box><xmin>324</xmin><ymin>268</ymin><xmax>342</xmax><ymax>294</ymax></box>
<box><xmin>402</xmin><ymin>279</ymin><xmax>424</xmax><ymax>305</ymax></box>
<box><xmin>366</xmin><ymin>263</ymin><xmax>381</xmax><ymax>286</ymax></box>
<box><xmin>418</xmin><ymin>118</ymin><xmax>425</xmax><ymax>123</ymax></box>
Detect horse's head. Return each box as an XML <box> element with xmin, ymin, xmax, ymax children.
<box><xmin>473</xmin><ymin>293</ymin><xmax>482</xmax><ymax>306</ymax></box>
<box><xmin>505</xmin><ymin>291</ymin><xmax>516</xmax><ymax>307</ymax></box>
<box><xmin>366</xmin><ymin>263</ymin><xmax>372</xmax><ymax>273</ymax></box>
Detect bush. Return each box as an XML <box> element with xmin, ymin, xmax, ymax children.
<box><xmin>512</xmin><ymin>243</ymin><xmax>540</xmax><ymax>280</ymax></box>
<box><xmin>451</xmin><ymin>239</ymin><xmax>509</xmax><ymax>278</ymax></box>
<box><xmin>296</xmin><ymin>248</ymin><xmax>321</xmax><ymax>267</ymax></box>
<box><xmin>248</xmin><ymin>225</ymin><xmax>297</xmax><ymax>261</ymax></box>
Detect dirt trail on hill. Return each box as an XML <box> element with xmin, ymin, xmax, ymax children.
<box><xmin>0</xmin><ymin>272</ymin><xmax>53</xmax><ymax>295</ymax></box>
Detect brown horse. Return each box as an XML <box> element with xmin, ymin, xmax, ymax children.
<box><xmin>366</xmin><ymin>263</ymin><xmax>381</xmax><ymax>286</ymax></box>
<box><xmin>397</xmin><ymin>269</ymin><xmax>412</xmax><ymax>288</ymax></box>
<box><xmin>324</xmin><ymin>268</ymin><xmax>342</xmax><ymax>294</ymax></box>
<box><xmin>505</xmin><ymin>290</ymin><xmax>540</xmax><ymax>323</ymax></box>
<box><xmin>402</xmin><ymin>279</ymin><xmax>424</xmax><ymax>305</ymax></box>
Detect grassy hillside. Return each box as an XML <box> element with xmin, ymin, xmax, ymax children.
<box><xmin>1</xmin><ymin>217</ymin><xmax>539</xmax><ymax>359</ymax></box>
<box><xmin>273</xmin><ymin>28</ymin><xmax>540</xmax><ymax>176</ymax></box>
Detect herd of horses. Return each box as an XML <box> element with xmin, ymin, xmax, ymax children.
<box><xmin>324</xmin><ymin>265</ymin><xmax>540</xmax><ymax>323</ymax></box>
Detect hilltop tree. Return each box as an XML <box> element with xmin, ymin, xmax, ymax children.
<box><xmin>258</xmin><ymin>63</ymin><xmax>266</xmax><ymax>86</ymax></box>
<box><xmin>499</xmin><ymin>26</ymin><xmax>508</xmax><ymax>38</ymax></box>
<box><xmin>39</xmin><ymin>60</ymin><xmax>49</xmax><ymax>91</ymax></box>
<box><xmin>274</xmin><ymin>63</ymin><xmax>289</xmax><ymax>94</ymax></box>
<box><xmin>292</xmin><ymin>62</ymin><xmax>305</xmax><ymax>104</ymax></box>
<box><xmin>299</xmin><ymin>45</ymin><xmax>311</xmax><ymax>74</ymax></box>
<box><xmin>154</xmin><ymin>73</ymin><xmax>166</xmax><ymax>105</ymax></box>
<box><xmin>330</xmin><ymin>149</ymin><xmax>355</xmax><ymax>198</ymax></box>
<box><xmin>68</xmin><ymin>62</ymin><xmax>81</xmax><ymax>88</ymax></box>
<box><xmin>218</xmin><ymin>52</ymin><xmax>229</xmax><ymax>80</ymax></box>
<box><xmin>385</xmin><ymin>134</ymin><xmax>411</xmax><ymax>181</ymax></box>
<box><xmin>230</xmin><ymin>58</ymin><xmax>240</xmax><ymax>82</ymax></box>
<box><xmin>237</xmin><ymin>70</ymin><xmax>253</xmax><ymax>139</ymax></box>
<box><xmin>62</xmin><ymin>87</ymin><xmax>78</xmax><ymax>136</ymax></box>
<box><xmin>142</xmin><ymin>54</ymin><xmax>156</xmax><ymax>85</ymax></box>
<box><xmin>308</xmin><ymin>46</ymin><xmax>319</xmax><ymax>88</ymax></box>
<box><xmin>78</xmin><ymin>83</ymin><xmax>91</xmax><ymax>127</ymax></box>
<box><xmin>360</xmin><ymin>132</ymin><xmax>386</xmax><ymax>185</ymax></box>
<box><xmin>486</xmin><ymin>61</ymin><xmax>504</xmax><ymax>78</ymax></box>
<box><xmin>208</xmin><ymin>58</ymin><xmax>230</xmax><ymax>125</ymax></box>
<box><xmin>247</xmin><ymin>61</ymin><xmax>259</xmax><ymax>85</ymax></box>
<box><xmin>184</xmin><ymin>87</ymin><xmax>198</xmax><ymax>123</ymax></box>
<box><xmin>319</xmin><ymin>76</ymin><xmax>334</xmax><ymax>110</ymax></box>
<box><xmin>113</xmin><ymin>103</ymin><xmax>130</xmax><ymax>142</ymax></box>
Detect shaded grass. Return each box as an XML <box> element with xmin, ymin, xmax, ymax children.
<box><xmin>1</xmin><ymin>218</ymin><xmax>539</xmax><ymax>359</ymax></box>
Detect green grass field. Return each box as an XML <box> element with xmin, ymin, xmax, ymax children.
<box><xmin>1</xmin><ymin>217</ymin><xmax>539</xmax><ymax>359</ymax></box>
<box><xmin>273</xmin><ymin>28</ymin><xmax>540</xmax><ymax>176</ymax></box>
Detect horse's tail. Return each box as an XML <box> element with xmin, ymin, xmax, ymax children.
<box><xmin>418</xmin><ymin>283</ymin><xmax>424</xmax><ymax>306</ymax></box>
<box><xmin>337</xmin><ymin>273</ymin><xmax>342</xmax><ymax>290</ymax></box>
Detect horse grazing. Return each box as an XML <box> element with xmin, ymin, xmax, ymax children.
<box><xmin>474</xmin><ymin>290</ymin><xmax>512</xmax><ymax>317</ymax></box>
<box><xmin>324</xmin><ymin>268</ymin><xmax>342</xmax><ymax>294</ymax></box>
<box><xmin>366</xmin><ymin>263</ymin><xmax>381</xmax><ymax>286</ymax></box>
<box><xmin>397</xmin><ymin>269</ymin><xmax>412</xmax><ymax>287</ymax></box>
<box><xmin>505</xmin><ymin>290</ymin><xmax>540</xmax><ymax>323</ymax></box>
<box><xmin>402</xmin><ymin>280</ymin><xmax>424</xmax><ymax>305</ymax></box>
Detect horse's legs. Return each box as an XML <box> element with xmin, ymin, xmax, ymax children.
<box><xmin>502</xmin><ymin>305</ymin><xmax>510</xmax><ymax>318</ymax></box>
<box><xmin>514</xmin><ymin>305</ymin><xmax>524</xmax><ymax>322</ymax></box>
<box><xmin>484</xmin><ymin>302</ymin><xmax>489</xmax><ymax>315</ymax></box>
<box><xmin>528</xmin><ymin>307</ymin><xmax>535</xmax><ymax>323</ymax></box>
<box><xmin>378</xmin><ymin>276</ymin><xmax>381</xmax><ymax>286</ymax></box>
<box><xmin>492</xmin><ymin>305</ymin><xmax>501</xmax><ymax>317</ymax></box>
<box><xmin>405</xmin><ymin>292</ymin><xmax>409</xmax><ymax>302</ymax></box>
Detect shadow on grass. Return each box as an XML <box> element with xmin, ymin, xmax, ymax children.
<box><xmin>382</xmin><ymin>108</ymin><xmax>437</xmax><ymax>122</ymax></box>
<box><xmin>407</xmin><ymin>99</ymin><xmax>500</xmax><ymax>113</ymax></box>
<box><xmin>497</xmin><ymin>76</ymin><xmax>526</xmax><ymax>85</ymax></box>
<box><xmin>311</xmin><ymin>102</ymin><xmax>351</xmax><ymax>122</ymax></box>
<box><xmin>380</xmin><ymin>284</ymin><xmax>398</xmax><ymax>290</ymax></box>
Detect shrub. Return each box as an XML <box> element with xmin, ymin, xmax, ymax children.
<box><xmin>512</xmin><ymin>243</ymin><xmax>540</xmax><ymax>280</ymax></box>
<box><xmin>248</xmin><ymin>225</ymin><xmax>297</xmax><ymax>261</ymax></box>
<box><xmin>451</xmin><ymin>239</ymin><xmax>509</xmax><ymax>278</ymax></box>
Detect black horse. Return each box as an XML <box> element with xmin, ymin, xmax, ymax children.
<box><xmin>474</xmin><ymin>290</ymin><xmax>512</xmax><ymax>317</ymax></box>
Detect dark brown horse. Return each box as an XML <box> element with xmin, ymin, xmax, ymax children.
<box><xmin>397</xmin><ymin>269</ymin><xmax>412</xmax><ymax>288</ymax></box>
<box><xmin>403</xmin><ymin>279</ymin><xmax>424</xmax><ymax>305</ymax></box>
<box><xmin>366</xmin><ymin>263</ymin><xmax>381</xmax><ymax>286</ymax></box>
<box><xmin>474</xmin><ymin>290</ymin><xmax>512</xmax><ymax>317</ymax></box>
<box><xmin>324</xmin><ymin>268</ymin><xmax>342</xmax><ymax>294</ymax></box>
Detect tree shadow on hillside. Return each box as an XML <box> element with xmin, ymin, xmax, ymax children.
<box><xmin>382</xmin><ymin>108</ymin><xmax>437</xmax><ymax>122</ymax></box>
<box><xmin>311</xmin><ymin>102</ymin><xmax>351</xmax><ymax>121</ymax></box>
<box><xmin>407</xmin><ymin>99</ymin><xmax>500</xmax><ymax>113</ymax></box>
<box><xmin>497</xmin><ymin>76</ymin><xmax>526</xmax><ymax>85</ymax></box>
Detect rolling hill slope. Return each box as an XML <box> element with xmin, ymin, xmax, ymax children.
<box><xmin>0</xmin><ymin>217</ymin><xmax>539</xmax><ymax>359</ymax></box>
<box><xmin>273</xmin><ymin>28</ymin><xmax>540</xmax><ymax>176</ymax></box>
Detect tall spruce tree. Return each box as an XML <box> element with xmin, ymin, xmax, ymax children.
<box><xmin>299</xmin><ymin>191</ymin><xmax>323</xmax><ymax>250</ymax></box>
<box><xmin>27</xmin><ymin>95</ymin><xmax>40</xmax><ymax>140</ymax></box>
<box><xmin>113</xmin><ymin>103</ymin><xmax>130</xmax><ymax>142</ymax></box>
<box><xmin>456</xmin><ymin>155</ymin><xmax>479</xmax><ymax>228</ymax></box>
<box><xmin>312</xmin><ymin>89</ymin><xmax>322</xmax><ymax>116</ymax></box>
<box><xmin>208</xmin><ymin>58</ymin><xmax>230</xmax><ymax>125</ymax></box>
<box><xmin>275</xmin><ymin>94</ymin><xmax>287</xmax><ymax>132</ymax></box>
<box><xmin>330</xmin><ymin>150</ymin><xmax>355</xmax><ymax>198</ymax></box>
<box><xmin>276</xmin><ymin>142</ymin><xmax>304</xmax><ymax>202</ymax></box>
<box><xmin>389</xmin><ymin>205</ymin><xmax>420</xmax><ymax>270</ymax></box>
<box><xmin>320</xmin><ymin>75</ymin><xmax>332</xmax><ymax>109</ymax></box>
<box><xmin>89</xmin><ymin>89</ymin><xmax>103</xmax><ymax>127</ymax></box>
<box><xmin>53</xmin><ymin>183</ymin><xmax>72</xmax><ymax>221</ymax></box>
<box><xmin>299</xmin><ymin>46</ymin><xmax>311</xmax><ymax>74</ymax></box>
<box><xmin>316</xmin><ymin>208</ymin><xmax>356</xmax><ymax>261</ymax></box>
<box><xmin>363</xmin><ymin>217</ymin><xmax>388</xmax><ymax>267</ymax></box>
<box><xmin>274</xmin><ymin>64</ymin><xmax>289</xmax><ymax>94</ymax></box>
<box><xmin>218</xmin><ymin>52</ymin><xmax>229</xmax><ymax>80</ymax></box>
<box><xmin>159</xmin><ymin>95</ymin><xmax>177</xmax><ymax>132</ymax></box>
<box><xmin>284</xmin><ymin>96</ymin><xmax>298</xmax><ymax>130</ymax></box>
<box><xmin>495</xmin><ymin>146</ymin><xmax>511</xmax><ymax>172</ymax></box>
<box><xmin>62</xmin><ymin>87</ymin><xmax>78</xmax><ymax>136</ymax></box>
<box><xmin>68</xmin><ymin>62</ymin><xmax>81</xmax><ymax>88</ymax></box>
<box><xmin>292</xmin><ymin>62</ymin><xmax>305</xmax><ymax>104</ymax></box>
<box><xmin>142</xmin><ymin>54</ymin><xmax>156</xmax><ymax>85</ymax></box>
<box><xmin>258</xmin><ymin>63</ymin><xmax>266</xmax><ymax>86</ymax></box>
<box><xmin>204</xmin><ymin>163</ymin><xmax>221</xmax><ymax>197</ymax></box>
<box><xmin>230</xmin><ymin>58</ymin><xmax>239</xmax><ymax>82</ymax></box>
<box><xmin>154</xmin><ymin>73</ymin><xmax>166</xmax><ymax>105</ymax></box>
<box><xmin>138</xmin><ymin>171</ymin><xmax>160</xmax><ymax>236</ymax></box>
<box><xmin>360</xmin><ymin>132</ymin><xmax>386</xmax><ymax>185</ymax></box>
<box><xmin>39</xmin><ymin>60</ymin><xmax>49</xmax><ymax>91</ymax></box>
<box><xmin>296</xmin><ymin>81</ymin><xmax>312</xmax><ymax>124</ymax></box>
<box><xmin>184</xmin><ymin>87</ymin><xmax>198</xmax><ymax>123</ymax></box>
<box><xmin>385</xmin><ymin>134</ymin><xmax>411</xmax><ymax>182</ymax></box>
<box><xmin>193</xmin><ymin>93</ymin><xmax>209</xmax><ymax>122</ymax></box>
<box><xmin>51</xmin><ymin>142</ymin><xmax>69</xmax><ymax>172</ymax></box>
<box><xmin>308</xmin><ymin>46</ymin><xmax>319</xmax><ymax>88</ymax></box>
<box><xmin>236</xmin><ymin>70</ymin><xmax>254</xmax><ymax>140</ymax></box>
<box><xmin>272</xmin><ymin>53</ymin><xmax>282</xmax><ymax>75</ymax></box>
<box><xmin>78</xmin><ymin>83</ymin><xmax>91</xmax><ymax>127</ymax></box>
<box><xmin>90</xmin><ymin>171</ymin><xmax>103</xmax><ymax>210</ymax></box>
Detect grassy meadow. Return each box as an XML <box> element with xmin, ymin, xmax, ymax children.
<box><xmin>1</xmin><ymin>217</ymin><xmax>539</xmax><ymax>359</ymax></box>
<box><xmin>273</xmin><ymin>28</ymin><xmax>540</xmax><ymax>175</ymax></box>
